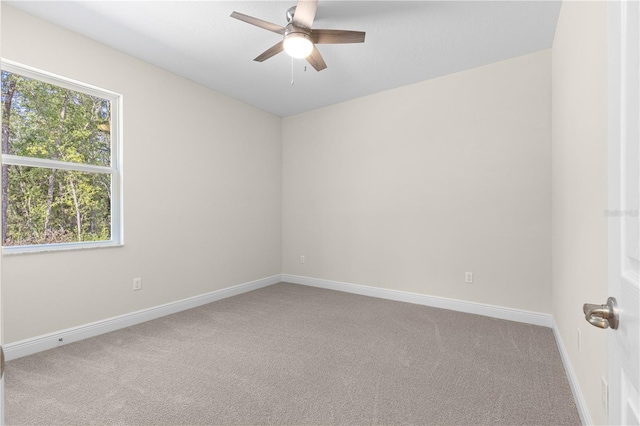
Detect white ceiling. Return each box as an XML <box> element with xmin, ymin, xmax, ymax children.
<box><xmin>7</xmin><ymin>1</ymin><xmax>561</xmax><ymax>117</ymax></box>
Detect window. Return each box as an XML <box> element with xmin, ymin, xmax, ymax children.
<box><xmin>1</xmin><ymin>61</ymin><xmax>122</xmax><ymax>253</ymax></box>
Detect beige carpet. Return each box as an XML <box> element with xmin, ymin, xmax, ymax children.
<box><xmin>6</xmin><ymin>282</ymin><xmax>580</xmax><ymax>425</ymax></box>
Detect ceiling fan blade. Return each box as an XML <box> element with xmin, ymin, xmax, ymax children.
<box><xmin>230</xmin><ymin>11</ymin><xmax>286</xmax><ymax>35</ymax></box>
<box><xmin>254</xmin><ymin>41</ymin><xmax>285</xmax><ymax>62</ymax></box>
<box><xmin>313</xmin><ymin>29</ymin><xmax>366</xmax><ymax>44</ymax></box>
<box><xmin>292</xmin><ymin>0</ymin><xmax>318</xmax><ymax>30</ymax></box>
<box><xmin>306</xmin><ymin>45</ymin><xmax>327</xmax><ymax>71</ymax></box>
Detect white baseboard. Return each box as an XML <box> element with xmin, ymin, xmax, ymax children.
<box><xmin>4</xmin><ymin>274</ymin><xmax>281</xmax><ymax>361</ymax></box>
<box><xmin>552</xmin><ymin>319</ymin><xmax>592</xmax><ymax>425</ymax></box>
<box><xmin>282</xmin><ymin>274</ymin><xmax>553</xmax><ymax>328</ymax></box>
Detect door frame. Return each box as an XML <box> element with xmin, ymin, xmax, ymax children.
<box><xmin>608</xmin><ymin>1</ymin><xmax>640</xmax><ymax>425</ymax></box>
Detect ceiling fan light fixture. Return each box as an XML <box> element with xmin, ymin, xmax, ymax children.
<box><xmin>231</xmin><ymin>0</ymin><xmax>365</xmax><ymax>71</ymax></box>
<box><xmin>283</xmin><ymin>32</ymin><xmax>313</xmax><ymax>58</ymax></box>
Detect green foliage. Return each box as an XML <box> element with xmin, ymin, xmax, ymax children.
<box><xmin>1</xmin><ymin>70</ymin><xmax>112</xmax><ymax>246</ymax></box>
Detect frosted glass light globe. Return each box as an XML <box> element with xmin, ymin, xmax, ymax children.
<box><xmin>283</xmin><ymin>33</ymin><xmax>313</xmax><ymax>58</ymax></box>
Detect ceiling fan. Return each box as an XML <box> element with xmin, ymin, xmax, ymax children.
<box><xmin>230</xmin><ymin>0</ymin><xmax>365</xmax><ymax>72</ymax></box>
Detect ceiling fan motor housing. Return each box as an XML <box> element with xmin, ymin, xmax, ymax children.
<box><xmin>285</xmin><ymin>5</ymin><xmax>311</xmax><ymax>42</ymax></box>
<box><xmin>285</xmin><ymin>24</ymin><xmax>312</xmax><ymax>40</ymax></box>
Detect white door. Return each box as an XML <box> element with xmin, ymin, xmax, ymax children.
<box><xmin>606</xmin><ymin>1</ymin><xmax>640</xmax><ymax>424</ymax></box>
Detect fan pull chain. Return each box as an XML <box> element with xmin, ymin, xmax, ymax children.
<box><xmin>291</xmin><ymin>57</ymin><xmax>295</xmax><ymax>86</ymax></box>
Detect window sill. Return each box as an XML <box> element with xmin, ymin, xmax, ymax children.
<box><xmin>2</xmin><ymin>240</ymin><xmax>123</xmax><ymax>256</ymax></box>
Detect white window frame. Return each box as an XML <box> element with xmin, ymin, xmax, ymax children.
<box><xmin>1</xmin><ymin>59</ymin><xmax>123</xmax><ymax>254</ymax></box>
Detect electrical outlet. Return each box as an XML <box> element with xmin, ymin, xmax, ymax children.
<box><xmin>602</xmin><ymin>376</ymin><xmax>608</xmax><ymax>413</ymax></box>
<box><xmin>300</xmin><ymin>255</ymin><xmax>305</xmax><ymax>264</ymax></box>
<box><xmin>577</xmin><ymin>328</ymin><xmax>582</xmax><ymax>352</ymax></box>
<box><xmin>133</xmin><ymin>277</ymin><xmax>142</xmax><ymax>291</ymax></box>
<box><xmin>465</xmin><ymin>272</ymin><xmax>473</xmax><ymax>283</ymax></box>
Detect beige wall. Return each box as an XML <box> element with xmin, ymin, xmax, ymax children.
<box><xmin>551</xmin><ymin>1</ymin><xmax>608</xmax><ymax>424</ymax></box>
<box><xmin>1</xmin><ymin>5</ymin><xmax>282</xmax><ymax>343</ymax></box>
<box><xmin>282</xmin><ymin>50</ymin><xmax>552</xmax><ymax>313</ymax></box>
